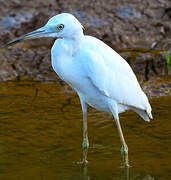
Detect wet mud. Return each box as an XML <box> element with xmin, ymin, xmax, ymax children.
<box><xmin>0</xmin><ymin>0</ymin><xmax>171</xmax><ymax>96</ymax></box>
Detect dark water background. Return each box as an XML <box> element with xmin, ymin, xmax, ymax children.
<box><xmin>0</xmin><ymin>80</ymin><xmax>170</xmax><ymax>180</ymax></box>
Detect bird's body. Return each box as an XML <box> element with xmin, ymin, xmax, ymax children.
<box><xmin>52</xmin><ymin>35</ymin><xmax>152</xmax><ymax>120</ymax></box>
<box><xmin>5</xmin><ymin>13</ymin><xmax>152</xmax><ymax>167</ymax></box>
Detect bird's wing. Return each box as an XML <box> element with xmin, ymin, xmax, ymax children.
<box><xmin>80</xmin><ymin>36</ymin><xmax>151</xmax><ymax>113</ymax></box>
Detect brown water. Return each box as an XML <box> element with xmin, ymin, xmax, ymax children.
<box><xmin>0</xmin><ymin>80</ymin><xmax>170</xmax><ymax>180</ymax></box>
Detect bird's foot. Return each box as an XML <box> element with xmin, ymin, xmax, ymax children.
<box><xmin>78</xmin><ymin>159</ymin><xmax>88</xmax><ymax>165</ymax></box>
<box><xmin>81</xmin><ymin>144</ymin><xmax>89</xmax><ymax>165</ymax></box>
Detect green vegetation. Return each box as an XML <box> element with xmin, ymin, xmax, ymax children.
<box><xmin>166</xmin><ymin>52</ymin><xmax>171</xmax><ymax>72</ymax></box>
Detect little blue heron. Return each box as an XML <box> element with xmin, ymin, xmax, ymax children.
<box><xmin>4</xmin><ymin>13</ymin><xmax>153</xmax><ymax>167</ymax></box>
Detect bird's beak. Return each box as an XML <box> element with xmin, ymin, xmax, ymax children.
<box><xmin>3</xmin><ymin>26</ymin><xmax>62</xmax><ymax>48</ymax></box>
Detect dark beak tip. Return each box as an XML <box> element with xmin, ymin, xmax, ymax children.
<box><xmin>1</xmin><ymin>38</ymin><xmax>23</xmax><ymax>49</ymax></box>
<box><xmin>1</xmin><ymin>28</ymin><xmax>46</xmax><ymax>49</ymax></box>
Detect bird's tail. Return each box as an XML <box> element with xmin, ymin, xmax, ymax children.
<box><xmin>133</xmin><ymin>108</ymin><xmax>153</xmax><ymax>122</ymax></box>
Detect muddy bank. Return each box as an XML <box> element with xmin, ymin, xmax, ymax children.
<box><xmin>0</xmin><ymin>0</ymin><xmax>170</xmax><ymax>97</ymax></box>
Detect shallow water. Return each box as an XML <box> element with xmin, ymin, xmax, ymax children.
<box><xmin>0</xmin><ymin>80</ymin><xmax>170</xmax><ymax>180</ymax></box>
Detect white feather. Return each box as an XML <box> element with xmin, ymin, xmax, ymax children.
<box><xmin>50</xmin><ymin>14</ymin><xmax>152</xmax><ymax>121</ymax></box>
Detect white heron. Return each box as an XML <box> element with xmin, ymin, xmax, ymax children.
<box><xmin>4</xmin><ymin>13</ymin><xmax>153</xmax><ymax>167</ymax></box>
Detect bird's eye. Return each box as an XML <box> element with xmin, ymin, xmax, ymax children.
<box><xmin>58</xmin><ymin>24</ymin><xmax>64</xmax><ymax>30</ymax></box>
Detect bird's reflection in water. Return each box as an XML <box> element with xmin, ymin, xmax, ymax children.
<box><xmin>78</xmin><ymin>154</ymin><xmax>154</xmax><ymax>180</ymax></box>
<box><xmin>81</xmin><ymin>164</ymin><xmax>90</xmax><ymax>180</ymax></box>
<box><xmin>79</xmin><ymin>165</ymin><xmax>154</xmax><ymax>180</ymax></box>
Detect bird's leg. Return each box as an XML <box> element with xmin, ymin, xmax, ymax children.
<box><xmin>82</xmin><ymin>110</ymin><xmax>89</xmax><ymax>149</ymax></box>
<box><xmin>82</xmin><ymin>105</ymin><xmax>89</xmax><ymax>164</ymax></box>
<box><xmin>110</xmin><ymin>104</ymin><xmax>129</xmax><ymax>167</ymax></box>
<box><xmin>115</xmin><ymin>118</ymin><xmax>129</xmax><ymax>168</ymax></box>
<box><xmin>78</xmin><ymin>94</ymin><xmax>89</xmax><ymax>164</ymax></box>
<box><xmin>82</xmin><ymin>147</ymin><xmax>88</xmax><ymax>164</ymax></box>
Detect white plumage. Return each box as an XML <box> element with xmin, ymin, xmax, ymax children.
<box><xmin>51</xmin><ymin>21</ymin><xmax>152</xmax><ymax>121</ymax></box>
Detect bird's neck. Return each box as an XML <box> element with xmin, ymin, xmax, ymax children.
<box><xmin>53</xmin><ymin>30</ymin><xmax>84</xmax><ymax>57</ymax></box>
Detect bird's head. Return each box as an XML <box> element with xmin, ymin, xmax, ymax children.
<box><xmin>3</xmin><ymin>13</ymin><xmax>83</xmax><ymax>47</ymax></box>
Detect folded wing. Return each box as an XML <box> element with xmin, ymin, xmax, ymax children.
<box><xmin>80</xmin><ymin>36</ymin><xmax>152</xmax><ymax>118</ymax></box>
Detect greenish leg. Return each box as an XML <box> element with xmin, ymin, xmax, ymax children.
<box><xmin>115</xmin><ymin>118</ymin><xmax>129</xmax><ymax>168</ymax></box>
<box><xmin>82</xmin><ymin>136</ymin><xmax>89</xmax><ymax>149</ymax></box>
<box><xmin>82</xmin><ymin>110</ymin><xmax>89</xmax><ymax>164</ymax></box>
<box><xmin>121</xmin><ymin>142</ymin><xmax>129</xmax><ymax>168</ymax></box>
<box><xmin>110</xmin><ymin>104</ymin><xmax>129</xmax><ymax>168</ymax></box>
<box><xmin>78</xmin><ymin>94</ymin><xmax>89</xmax><ymax>164</ymax></box>
<box><xmin>82</xmin><ymin>148</ymin><xmax>88</xmax><ymax>164</ymax></box>
<box><xmin>82</xmin><ymin>111</ymin><xmax>89</xmax><ymax>149</ymax></box>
